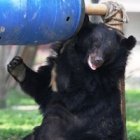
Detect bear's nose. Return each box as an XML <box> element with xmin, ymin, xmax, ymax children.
<box><xmin>95</xmin><ymin>57</ymin><xmax>103</xmax><ymax>64</ymax></box>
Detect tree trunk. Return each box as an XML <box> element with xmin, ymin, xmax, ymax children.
<box><xmin>0</xmin><ymin>46</ymin><xmax>8</xmax><ymax>108</ymax></box>
<box><xmin>21</xmin><ymin>46</ymin><xmax>38</xmax><ymax>67</ymax></box>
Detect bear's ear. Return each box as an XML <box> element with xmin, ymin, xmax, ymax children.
<box><xmin>121</xmin><ymin>36</ymin><xmax>136</xmax><ymax>50</ymax></box>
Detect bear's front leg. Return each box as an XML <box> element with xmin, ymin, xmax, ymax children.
<box><xmin>7</xmin><ymin>56</ymin><xmax>26</xmax><ymax>82</ymax></box>
<box><xmin>7</xmin><ymin>56</ymin><xmax>53</xmax><ymax>106</ymax></box>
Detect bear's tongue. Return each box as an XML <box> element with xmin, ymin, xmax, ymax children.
<box><xmin>88</xmin><ymin>56</ymin><xmax>97</xmax><ymax>70</ymax></box>
<box><xmin>91</xmin><ymin>64</ymin><xmax>97</xmax><ymax>70</ymax></box>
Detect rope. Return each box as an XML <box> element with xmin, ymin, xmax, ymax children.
<box><xmin>101</xmin><ymin>1</ymin><xmax>129</xmax><ymax>34</ymax></box>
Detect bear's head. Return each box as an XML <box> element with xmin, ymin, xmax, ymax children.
<box><xmin>76</xmin><ymin>23</ymin><xmax>136</xmax><ymax>71</ymax></box>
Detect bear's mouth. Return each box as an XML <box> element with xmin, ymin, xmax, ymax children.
<box><xmin>88</xmin><ymin>55</ymin><xmax>104</xmax><ymax>70</ymax></box>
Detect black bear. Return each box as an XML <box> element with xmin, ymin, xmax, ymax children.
<box><xmin>7</xmin><ymin>20</ymin><xmax>136</xmax><ymax>140</ymax></box>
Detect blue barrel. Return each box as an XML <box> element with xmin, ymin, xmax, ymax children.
<box><xmin>0</xmin><ymin>0</ymin><xmax>85</xmax><ymax>45</ymax></box>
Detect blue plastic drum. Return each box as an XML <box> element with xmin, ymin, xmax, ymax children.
<box><xmin>0</xmin><ymin>0</ymin><xmax>85</xmax><ymax>45</ymax></box>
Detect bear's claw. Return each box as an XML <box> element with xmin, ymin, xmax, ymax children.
<box><xmin>7</xmin><ymin>56</ymin><xmax>23</xmax><ymax>73</ymax></box>
<box><xmin>7</xmin><ymin>56</ymin><xmax>26</xmax><ymax>82</ymax></box>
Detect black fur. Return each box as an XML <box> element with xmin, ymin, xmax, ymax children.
<box><xmin>8</xmin><ymin>22</ymin><xmax>136</xmax><ymax>140</ymax></box>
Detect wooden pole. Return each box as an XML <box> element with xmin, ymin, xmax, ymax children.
<box><xmin>119</xmin><ymin>77</ymin><xmax>127</xmax><ymax>140</ymax></box>
<box><xmin>85</xmin><ymin>4</ymin><xmax>107</xmax><ymax>15</ymax></box>
<box><xmin>85</xmin><ymin>3</ymin><xmax>126</xmax><ymax>140</ymax></box>
<box><xmin>104</xmin><ymin>10</ymin><xmax>126</xmax><ymax>140</ymax></box>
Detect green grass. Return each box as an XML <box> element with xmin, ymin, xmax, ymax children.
<box><xmin>0</xmin><ymin>90</ymin><xmax>42</xmax><ymax>140</ymax></box>
<box><xmin>0</xmin><ymin>89</ymin><xmax>140</xmax><ymax>140</ymax></box>
<box><xmin>126</xmin><ymin>89</ymin><xmax>140</xmax><ymax>140</ymax></box>
<box><xmin>7</xmin><ymin>89</ymin><xmax>37</xmax><ymax>106</ymax></box>
<box><xmin>0</xmin><ymin>109</ymin><xmax>42</xmax><ymax>140</ymax></box>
